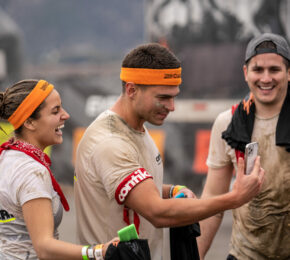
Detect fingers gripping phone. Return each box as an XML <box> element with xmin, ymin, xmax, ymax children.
<box><xmin>245</xmin><ymin>142</ymin><xmax>259</xmax><ymax>175</ymax></box>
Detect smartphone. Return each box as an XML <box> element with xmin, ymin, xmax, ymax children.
<box><xmin>245</xmin><ymin>142</ymin><xmax>259</xmax><ymax>175</ymax></box>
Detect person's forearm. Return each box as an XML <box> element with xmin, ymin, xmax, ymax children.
<box><xmin>127</xmin><ymin>160</ymin><xmax>263</xmax><ymax>228</ymax></box>
<box><xmin>139</xmin><ymin>191</ymin><xmax>237</xmax><ymax>228</ymax></box>
<box><xmin>197</xmin><ymin>212</ymin><xmax>224</xmax><ymax>259</ymax></box>
<box><xmin>34</xmin><ymin>238</ymin><xmax>83</xmax><ymax>260</ymax></box>
<box><xmin>35</xmin><ymin>237</ymin><xmax>112</xmax><ymax>260</ymax></box>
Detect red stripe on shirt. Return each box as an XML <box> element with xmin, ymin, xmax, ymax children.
<box><xmin>115</xmin><ymin>168</ymin><xmax>153</xmax><ymax>204</ymax></box>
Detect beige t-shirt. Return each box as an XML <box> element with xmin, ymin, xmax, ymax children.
<box><xmin>74</xmin><ymin>110</ymin><xmax>164</xmax><ymax>260</ymax></box>
<box><xmin>207</xmin><ymin>109</ymin><xmax>290</xmax><ymax>260</ymax></box>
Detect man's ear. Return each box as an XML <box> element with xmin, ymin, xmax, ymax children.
<box><xmin>125</xmin><ymin>82</ymin><xmax>138</xmax><ymax>98</ymax></box>
<box><xmin>243</xmin><ymin>64</ymin><xmax>248</xmax><ymax>82</ymax></box>
<box><xmin>23</xmin><ymin>118</ymin><xmax>36</xmax><ymax>131</ymax></box>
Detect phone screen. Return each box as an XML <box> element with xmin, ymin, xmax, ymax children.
<box><xmin>245</xmin><ymin>142</ymin><xmax>259</xmax><ymax>175</ymax></box>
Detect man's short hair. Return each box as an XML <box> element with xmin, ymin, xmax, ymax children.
<box><xmin>122</xmin><ymin>43</ymin><xmax>181</xmax><ymax>69</ymax></box>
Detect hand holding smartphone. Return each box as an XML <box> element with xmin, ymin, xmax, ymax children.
<box><xmin>245</xmin><ymin>142</ymin><xmax>259</xmax><ymax>175</ymax></box>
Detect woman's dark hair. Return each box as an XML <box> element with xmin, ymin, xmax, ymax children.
<box><xmin>0</xmin><ymin>79</ymin><xmax>45</xmax><ymax>135</ymax></box>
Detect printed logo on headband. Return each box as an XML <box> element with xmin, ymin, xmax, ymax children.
<box><xmin>115</xmin><ymin>168</ymin><xmax>153</xmax><ymax>204</ymax></box>
<box><xmin>164</xmin><ymin>73</ymin><xmax>181</xmax><ymax>79</ymax></box>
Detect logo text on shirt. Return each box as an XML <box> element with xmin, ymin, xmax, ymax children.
<box><xmin>115</xmin><ymin>168</ymin><xmax>153</xmax><ymax>204</ymax></box>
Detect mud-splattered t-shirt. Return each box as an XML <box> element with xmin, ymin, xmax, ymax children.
<box><xmin>74</xmin><ymin>110</ymin><xmax>165</xmax><ymax>260</ymax></box>
<box><xmin>0</xmin><ymin>150</ymin><xmax>63</xmax><ymax>260</ymax></box>
<box><xmin>207</xmin><ymin>109</ymin><xmax>290</xmax><ymax>260</ymax></box>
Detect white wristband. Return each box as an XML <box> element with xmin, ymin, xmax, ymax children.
<box><xmin>94</xmin><ymin>245</ymin><xmax>103</xmax><ymax>260</ymax></box>
<box><xmin>87</xmin><ymin>248</ymin><xmax>94</xmax><ymax>259</ymax></box>
<box><xmin>82</xmin><ymin>246</ymin><xmax>89</xmax><ymax>260</ymax></box>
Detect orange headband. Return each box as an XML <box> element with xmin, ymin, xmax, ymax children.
<box><xmin>8</xmin><ymin>80</ymin><xmax>54</xmax><ymax>130</ymax></box>
<box><xmin>120</xmin><ymin>67</ymin><xmax>182</xmax><ymax>86</ymax></box>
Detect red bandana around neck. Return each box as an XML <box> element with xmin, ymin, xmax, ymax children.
<box><xmin>0</xmin><ymin>139</ymin><xmax>70</xmax><ymax>211</ymax></box>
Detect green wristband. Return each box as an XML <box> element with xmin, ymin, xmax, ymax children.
<box><xmin>82</xmin><ymin>245</ymin><xmax>89</xmax><ymax>260</ymax></box>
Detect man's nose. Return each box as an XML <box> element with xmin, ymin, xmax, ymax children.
<box><xmin>166</xmin><ymin>99</ymin><xmax>175</xmax><ymax>112</ymax></box>
<box><xmin>260</xmin><ymin>71</ymin><xmax>272</xmax><ymax>83</ymax></box>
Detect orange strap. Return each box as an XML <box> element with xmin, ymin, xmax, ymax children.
<box><xmin>242</xmin><ymin>93</ymin><xmax>254</xmax><ymax>115</ymax></box>
<box><xmin>120</xmin><ymin>67</ymin><xmax>182</xmax><ymax>86</ymax></box>
<box><xmin>8</xmin><ymin>80</ymin><xmax>54</xmax><ymax>129</ymax></box>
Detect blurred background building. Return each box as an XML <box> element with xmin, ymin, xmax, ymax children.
<box><xmin>0</xmin><ymin>0</ymin><xmax>290</xmax><ymax>195</ymax></box>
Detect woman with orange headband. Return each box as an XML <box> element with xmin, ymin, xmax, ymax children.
<box><xmin>0</xmin><ymin>79</ymin><xmax>118</xmax><ymax>259</ymax></box>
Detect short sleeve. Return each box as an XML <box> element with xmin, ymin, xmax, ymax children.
<box><xmin>206</xmin><ymin>109</ymin><xmax>234</xmax><ymax>168</ymax></box>
<box><xmin>11</xmin><ymin>161</ymin><xmax>53</xmax><ymax>206</ymax></box>
<box><xmin>92</xmin><ymin>136</ymin><xmax>152</xmax><ymax>202</ymax></box>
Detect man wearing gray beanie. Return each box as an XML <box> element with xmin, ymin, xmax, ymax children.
<box><xmin>198</xmin><ymin>32</ymin><xmax>290</xmax><ymax>260</ymax></box>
